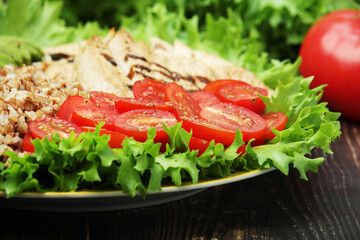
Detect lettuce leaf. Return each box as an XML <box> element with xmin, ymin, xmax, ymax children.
<box><xmin>60</xmin><ymin>0</ymin><xmax>357</xmax><ymax>61</ymax></box>
<box><xmin>0</xmin><ymin>124</ymin><xmax>244</xmax><ymax>198</ymax></box>
<box><xmin>0</xmin><ymin>72</ymin><xmax>341</xmax><ymax>197</ymax></box>
<box><xmin>246</xmin><ymin>59</ymin><xmax>341</xmax><ymax>179</ymax></box>
<box><xmin>0</xmin><ymin>0</ymin><xmax>106</xmax><ymax>46</ymax></box>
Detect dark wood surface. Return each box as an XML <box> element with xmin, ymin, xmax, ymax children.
<box><xmin>0</xmin><ymin>119</ymin><xmax>359</xmax><ymax>240</ymax></box>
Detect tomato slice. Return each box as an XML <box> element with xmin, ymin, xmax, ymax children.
<box><xmin>72</xmin><ymin>106</ymin><xmax>118</xmax><ymax>130</ymax></box>
<box><xmin>113</xmin><ymin>109</ymin><xmax>178</xmax><ymax>142</ymax></box>
<box><xmin>80</xmin><ymin>126</ymin><xmax>128</xmax><ymax>148</ymax></box>
<box><xmin>29</xmin><ymin>116</ymin><xmax>83</xmax><ymax>140</ymax></box>
<box><xmin>199</xmin><ymin>102</ymin><xmax>267</xmax><ymax>142</ymax></box>
<box><xmin>165</xmin><ymin>82</ymin><xmax>201</xmax><ymax>118</ymax></box>
<box><xmin>202</xmin><ymin>79</ymin><xmax>250</xmax><ymax>95</ymax></box>
<box><xmin>115</xmin><ymin>97</ymin><xmax>174</xmax><ymax>114</ymax></box>
<box><xmin>261</xmin><ymin>112</ymin><xmax>287</xmax><ymax>140</ymax></box>
<box><xmin>237</xmin><ymin>144</ymin><xmax>247</xmax><ymax>156</ymax></box>
<box><xmin>132</xmin><ymin>79</ymin><xmax>167</xmax><ymax>103</ymax></box>
<box><xmin>56</xmin><ymin>95</ymin><xmax>95</xmax><ymax>122</ymax></box>
<box><xmin>181</xmin><ymin>117</ymin><xmax>237</xmax><ymax>146</ymax></box>
<box><xmin>22</xmin><ymin>132</ymin><xmax>35</xmax><ymax>153</ymax></box>
<box><xmin>217</xmin><ymin>84</ymin><xmax>268</xmax><ymax>114</ymax></box>
<box><xmin>89</xmin><ymin>91</ymin><xmax>121</xmax><ymax>112</ymax></box>
<box><xmin>190</xmin><ymin>91</ymin><xmax>221</xmax><ymax>109</ymax></box>
<box><xmin>188</xmin><ymin>137</ymin><xmax>210</xmax><ymax>156</ymax></box>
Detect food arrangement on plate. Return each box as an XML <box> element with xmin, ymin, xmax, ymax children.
<box><xmin>0</xmin><ymin>0</ymin><xmax>344</xmax><ymax>198</ymax></box>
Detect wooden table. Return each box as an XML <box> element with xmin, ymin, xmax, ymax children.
<box><xmin>0</xmin><ymin>119</ymin><xmax>359</xmax><ymax>240</ymax></box>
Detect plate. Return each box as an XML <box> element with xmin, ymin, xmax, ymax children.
<box><xmin>0</xmin><ymin>168</ymin><xmax>274</xmax><ymax>212</ymax></box>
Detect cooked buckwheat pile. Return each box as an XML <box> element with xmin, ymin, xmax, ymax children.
<box><xmin>0</xmin><ymin>61</ymin><xmax>84</xmax><ymax>161</ymax></box>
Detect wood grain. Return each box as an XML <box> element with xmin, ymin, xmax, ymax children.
<box><xmin>0</xmin><ymin>119</ymin><xmax>359</xmax><ymax>240</ymax></box>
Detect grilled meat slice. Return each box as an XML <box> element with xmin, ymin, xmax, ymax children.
<box><xmin>43</xmin><ymin>29</ymin><xmax>272</xmax><ymax>96</ymax></box>
<box><xmin>150</xmin><ymin>37</ymin><xmax>270</xmax><ymax>91</ymax></box>
<box><xmin>74</xmin><ymin>35</ymin><xmax>133</xmax><ymax>97</ymax></box>
<box><xmin>105</xmin><ymin>29</ymin><xmax>272</xmax><ymax>93</ymax></box>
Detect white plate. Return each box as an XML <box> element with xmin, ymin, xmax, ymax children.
<box><xmin>0</xmin><ymin>168</ymin><xmax>274</xmax><ymax>212</ymax></box>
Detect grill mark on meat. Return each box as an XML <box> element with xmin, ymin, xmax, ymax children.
<box><xmin>125</xmin><ymin>54</ymin><xmax>148</xmax><ymax>63</ymax></box>
<box><xmin>50</xmin><ymin>53</ymin><xmax>70</xmax><ymax>61</ymax></box>
<box><xmin>152</xmin><ymin>69</ymin><xmax>173</xmax><ymax>80</ymax></box>
<box><xmin>101</xmin><ymin>53</ymin><xmax>118</xmax><ymax>66</ymax></box>
<box><xmin>171</xmin><ymin>72</ymin><xmax>185</xmax><ymax>81</ymax></box>
<box><xmin>133</xmin><ymin>64</ymin><xmax>151</xmax><ymax>72</ymax></box>
<box><xmin>151</xmin><ymin>62</ymin><xmax>184</xmax><ymax>81</ymax></box>
<box><xmin>125</xmin><ymin>54</ymin><xmax>197</xmax><ymax>85</ymax></box>
<box><xmin>134</xmin><ymin>71</ymin><xmax>154</xmax><ymax>80</ymax></box>
<box><xmin>187</xmin><ymin>76</ymin><xmax>196</xmax><ymax>84</ymax></box>
<box><xmin>196</xmin><ymin>76</ymin><xmax>211</xmax><ymax>84</ymax></box>
<box><xmin>152</xmin><ymin>62</ymin><xmax>195</xmax><ymax>84</ymax></box>
<box><xmin>152</xmin><ymin>62</ymin><xmax>172</xmax><ymax>74</ymax></box>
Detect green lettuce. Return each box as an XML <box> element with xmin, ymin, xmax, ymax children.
<box><xmin>59</xmin><ymin>0</ymin><xmax>358</xmax><ymax>60</ymax></box>
<box><xmin>0</xmin><ymin>0</ymin><xmax>106</xmax><ymax>47</ymax></box>
<box><xmin>0</xmin><ymin>124</ymin><xmax>245</xmax><ymax>198</ymax></box>
<box><xmin>0</xmin><ymin>66</ymin><xmax>341</xmax><ymax>197</ymax></box>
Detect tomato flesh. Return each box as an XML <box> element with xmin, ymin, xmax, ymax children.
<box><xmin>237</xmin><ymin>145</ymin><xmax>247</xmax><ymax>156</ymax></box>
<box><xmin>22</xmin><ymin>132</ymin><xmax>35</xmax><ymax>153</ymax></box>
<box><xmin>202</xmin><ymin>79</ymin><xmax>250</xmax><ymax>95</ymax></box>
<box><xmin>199</xmin><ymin>102</ymin><xmax>267</xmax><ymax>142</ymax></box>
<box><xmin>181</xmin><ymin>117</ymin><xmax>239</xmax><ymax>146</ymax></box>
<box><xmin>133</xmin><ymin>79</ymin><xmax>167</xmax><ymax>103</ymax></box>
<box><xmin>89</xmin><ymin>91</ymin><xmax>121</xmax><ymax>112</ymax></box>
<box><xmin>165</xmin><ymin>82</ymin><xmax>201</xmax><ymax>118</ymax></box>
<box><xmin>190</xmin><ymin>91</ymin><xmax>221</xmax><ymax>109</ymax></box>
<box><xmin>188</xmin><ymin>137</ymin><xmax>210</xmax><ymax>156</ymax></box>
<box><xmin>261</xmin><ymin>112</ymin><xmax>287</xmax><ymax>140</ymax></box>
<box><xmin>115</xmin><ymin>97</ymin><xmax>174</xmax><ymax>114</ymax></box>
<box><xmin>56</xmin><ymin>95</ymin><xmax>95</xmax><ymax>122</ymax></box>
<box><xmin>72</xmin><ymin>106</ymin><xmax>118</xmax><ymax>130</ymax></box>
<box><xmin>29</xmin><ymin>116</ymin><xmax>83</xmax><ymax>140</ymax></box>
<box><xmin>80</xmin><ymin>126</ymin><xmax>127</xmax><ymax>148</ymax></box>
<box><xmin>113</xmin><ymin>109</ymin><xmax>178</xmax><ymax>142</ymax></box>
<box><xmin>218</xmin><ymin>84</ymin><xmax>268</xmax><ymax>114</ymax></box>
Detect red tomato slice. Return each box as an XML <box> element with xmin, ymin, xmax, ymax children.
<box><xmin>115</xmin><ymin>97</ymin><xmax>174</xmax><ymax>114</ymax></box>
<box><xmin>217</xmin><ymin>84</ymin><xmax>268</xmax><ymax>114</ymax></box>
<box><xmin>165</xmin><ymin>82</ymin><xmax>201</xmax><ymax>118</ymax></box>
<box><xmin>181</xmin><ymin>117</ymin><xmax>238</xmax><ymax>146</ymax></box>
<box><xmin>72</xmin><ymin>106</ymin><xmax>118</xmax><ymax>130</ymax></box>
<box><xmin>261</xmin><ymin>112</ymin><xmax>287</xmax><ymax>140</ymax></box>
<box><xmin>80</xmin><ymin>126</ymin><xmax>127</xmax><ymax>148</ymax></box>
<box><xmin>132</xmin><ymin>79</ymin><xmax>167</xmax><ymax>103</ymax></box>
<box><xmin>199</xmin><ymin>102</ymin><xmax>267</xmax><ymax>142</ymax></box>
<box><xmin>89</xmin><ymin>91</ymin><xmax>121</xmax><ymax>112</ymax></box>
<box><xmin>29</xmin><ymin>116</ymin><xmax>83</xmax><ymax>140</ymax></box>
<box><xmin>56</xmin><ymin>95</ymin><xmax>95</xmax><ymax>122</ymax></box>
<box><xmin>188</xmin><ymin>137</ymin><xmax>210</xmax><ymax>156</ymax></box>
<box><xmin>190</xmin><ymin>91</ymin><xmax>221</xmax><ymax>109</ymax></box>
<box><xmin>202</xmin><ymin>79</ymin><xmax>250</xmax><ymax>95</ymax></box>
<box><xmin>113</xmin><ymin>109</ymin><xmax>178</xmax><ymax>142</ymax></box>
<box><xmin>237</xmin><ymin>145</ymin><xmax>247</xmax><ymax>156</ymax></box>
<box><xmin>22</xmin><ymin>132</ymin><xmax>35</xmax><ymax>153</ymax></box>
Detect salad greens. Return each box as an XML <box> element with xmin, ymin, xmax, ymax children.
<box><xmin>0</xmin><ymin>0</ymin><xmax>106</xmax><ymax>47</ymax></box>
<box><xmin>59</xmin><ymin>0</ymin><xmax>358</xmax><ymax>61</ymax></box>
<box><xmin>0</xmin><ymin>71</ymin><xmax>340</xmax><ymax>198</ymax></box>
<box><xmin>0</xmin><ymin>0</ymin><xmax>345</xmax><ymax>197</ymax></box>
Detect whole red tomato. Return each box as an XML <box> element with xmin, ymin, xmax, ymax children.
<box><xmin>299</xmin><ymin>9</ymin><xmax>360</xmax><ymax>121</ymax></box>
